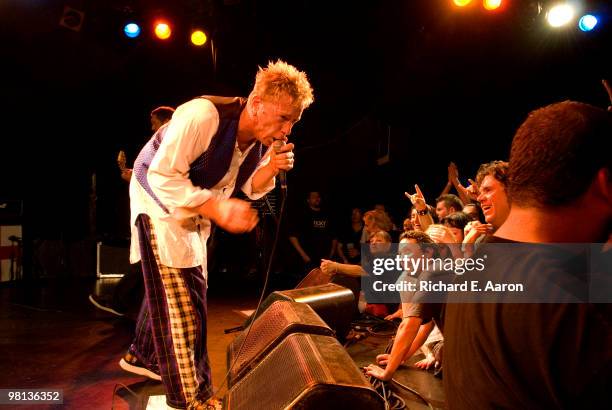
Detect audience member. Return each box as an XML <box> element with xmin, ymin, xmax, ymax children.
<box><xmin>405</xmin><ymin>184</ymin><xmax>435</xmax><ymax>232</ymax></box>
<box><xmin>364</xmin><ymin>230</ymin><xmax>442</xmax><ymax>380</ymax></box>
<box><xmin>441</xmin><ymin>211</ymin><xmax>471</xmax><ymax>243</ymax></box>
<box><xmin>337</xmin><ymin>207</ymin><xmax>364</xmax><ymax>264</ymax></box>
<box><xmin>462</xmin><ymin>202</ymin><xmax>484</xmax><ymax>222</ymax></box>
<box><xmin>89</xmin><ymin>105</ymin><xmax>175</xmax><ymax>317</ymax></box>
<box><xmin>462</xmin><ymin>160</ymin><xmax>510</xmax><ymax>252</ymax></box>
<box><xmin>434</xmin><ymin>194</ymin><xmax>463</xmax><ymax>220</ymax></box>
<box><xmin>289</xmin><ymin>191</ymin><xmax>338</xmax><ymax>276</ymax></box>
<box><xmin>444</xmin><ymin>100</ymin><xmax>612</xmax><ymax>408</ymax></box>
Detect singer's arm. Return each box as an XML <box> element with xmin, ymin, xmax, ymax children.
<box><xmin>251</xmin><ymin>161</ymin><xmax>280</xmax><ymax>193</ymax></box>
<box><xmin>251</xmin><ymin>142</ymin><xmax>295</xmax><ymax>192</ymax></box>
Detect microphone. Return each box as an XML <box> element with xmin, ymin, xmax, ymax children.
<box><xmin>272</xmin><ymin>139</ymin><xmax>288</xmax><ymax>192</ymax></box>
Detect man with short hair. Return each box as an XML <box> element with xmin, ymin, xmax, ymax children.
<box><xmin>289</xmin><ymin>191</ymin><xmax>338</xmax><ymax>276</ymax></box>
<box><xmin>150</xmin><ymin>105</ymin><xmax>175</xmax><ymax>132</ymax></box>
<box><xmin>89</xmin><ymin>105</ymin><xmax>176</xmax><ymax>316</ymax></box>
<box><xmin>462</xmin><ymin>160</ymin><xmax>511</xmax><ymax>249</ymax></box>
<box><xmin>120</xmin><ymin>106</ymin><xmax>177</xmax><ymax>182</ymax></box>
<box><xmin>434</xmin><ymin>194</ymin><xmax>464</xmax><ymax>220</ymax></box>
<box><xmin>364</xmin><ymin>230</ymin><xmax>441</xmax><ymax>381</ymax></box>
<box><xmin>444</xmin><ymin>101</ymin><xmax>612</xmax><ymax>408</ymax></box>
<box><xmin>121</xmin><ymin>60</ymin><xmax>314</xmax><ymax>409</ymax></box>
<box><xmin>475</xmin><ymin>160</ymin><xmax>510</xmax><ymax>231</ymax></box>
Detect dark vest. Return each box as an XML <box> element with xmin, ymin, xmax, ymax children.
<box><xmin>133</xmin><ymin>96</ymin><xmax>265</xmax><ymax>213</ymax></box>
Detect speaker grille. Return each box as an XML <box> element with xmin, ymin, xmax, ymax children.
<box><xmin>244</xmin><ymin>284</ymin><xmax>355</xmax><ymax>342</ymax></box>
<box><xmin>225</xmin><ymin>333</ymin><xmax>385</xmax><ymax>410</ymax></box>
<box><xmin>228</xmin><ymin>301</ymin><xmax>333</xmax><ymax>386</ymax></box>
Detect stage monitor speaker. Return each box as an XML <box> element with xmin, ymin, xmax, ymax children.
<box><xmin>224</xmin><ymin>333</ymin><xmax>385</xmax><ymax>410</ymax></box>
<box><xmin>227</xmin><ymin>300</ymin><xmax>333</xmax><ymax>387</ymax></box>
<box><xmin>244</xmin><ymin>283</ymin><xmax>354</xmax><ymax>342</ymax></box>
<box><xmin>296</xmin><ymin>268</ymin><xmax>361</xmax><ymax>317</ymax></box>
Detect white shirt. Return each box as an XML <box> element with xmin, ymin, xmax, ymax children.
<box><xmin>129</xmin><ymin>98</ymin><xmax>274</xmax><ymax>278</ymax></box>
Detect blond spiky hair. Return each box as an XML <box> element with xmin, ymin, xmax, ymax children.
<box><xmin>252</xmin><ymin>60</ymin><xmax>314</xmax><ymax>110</ymax></box>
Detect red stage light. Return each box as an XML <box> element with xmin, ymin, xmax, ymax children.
<box><xmin>154</xmin><ymin>22</ymin><xmax>171</xmax><ymax>40</ymax></box>
<box><xmin>483</xmin><ymin>0</ymin><xmax>502</xmax><ymax>11</ymax></box>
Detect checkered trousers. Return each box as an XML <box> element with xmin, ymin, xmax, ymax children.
<box><xmin>130</xmin><ymin>214</ymin><xmax>212</xmax><ymax>409</ymax></box>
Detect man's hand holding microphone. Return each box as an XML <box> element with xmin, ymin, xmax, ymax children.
<box><xmin>271</xmin><ymin>139</ymin><xmax>295</xmax><ymax>192</ymax></box>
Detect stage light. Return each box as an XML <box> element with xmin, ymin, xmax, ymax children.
<box><xmin>453</xmin><ymin>0</ymin><xmax>473</xmax><ymax>6</ymax></box>
<box><xmin>578</xmin><ymin>14</ymin><xmax>598</xmax><ymax>32</ymax></box>
<box><xmin>546</xmin><ymin>3</ymin><xmax>575</xmax><ymax>28</ymax></box>
<box><xmin>191</xmin><ymin>30</ymin><xmax>207</xmax><ymax>46</ymax></box>
<box><xmin>154</xmin><ymin>22</ymin><xmax>172</xmax><ymax>40</ymax></box>
<box><xmin>483</xmin><ymin>0</ymin><xmax>502</xmax><ymax>11</ymax></box>
<box><xmin>123</xmin><ymin>23</ymin><xmax>141</xmax><ymax>38</ymax></box>
<box><xmin>59</xmin><ymin>5</ymin><xmax>85</xmax><ymax>32</ymax></box>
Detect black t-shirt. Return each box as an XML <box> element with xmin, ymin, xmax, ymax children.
<box><xmin>402</xmin><ymin>302</ymin><xmax>443</xmax><ymax>327</ymax></box>
<box><xmin>339</xmin><ymin>224</ymin><xmax>363</xmax><ymax>264</ymax></box>
<box><xmin>443</xmin><ymin>236</ymin><xmax>611</xmax><ymax>409</ymax></box>
<box><xmin>289</xmin><ymin>207</ymin><xmax>336</xmax><ymax>261</ymax></box>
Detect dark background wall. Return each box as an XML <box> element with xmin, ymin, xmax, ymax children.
<box><xmin>1</xmin><ymin>0</ymin><xmax>610</xmax><ymax>248</ymax></box>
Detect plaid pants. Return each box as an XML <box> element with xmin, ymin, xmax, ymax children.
<box><xmin>128</xmin><ymin>214</ymin><xmax>212</xmax><ymax>409</ymax></box>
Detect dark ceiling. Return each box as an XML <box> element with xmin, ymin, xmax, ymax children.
<box><xmin>1</xmin><ymin>0</ymin><xmax>611</xmax><ymax>235</ymax></box>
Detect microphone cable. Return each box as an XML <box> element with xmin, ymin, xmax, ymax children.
<box><xmin>212</xmin><ymin>186</ymin><xmax>288</xmax><ymax>398</ymax></box>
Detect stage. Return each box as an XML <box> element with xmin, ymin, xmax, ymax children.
<box><xmin>0</xmin><ymin>277</ymin><xmax>444</xmax><ymax>409</ymax></box>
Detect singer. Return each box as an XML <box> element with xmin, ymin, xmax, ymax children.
<box><xmin>120</xmin><ymin>60</ymin><xmax>314</xmax><ymax>410</ymax></box>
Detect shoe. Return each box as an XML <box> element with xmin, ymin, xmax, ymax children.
<box><xmin>204</xmin><ymin>397</ymin><xmax>222</xmax><ymax>410</ymax></box>
<box><xmin>190</xmin><ymin>397</ymin><xmax>222</xmax><ymax>410</ymax></box>
<box><xmin>119</xmin><ymin>352</ymin><xmax>161</xmax><ymax>381</ymax></box>
<box><xmin>89</xmin><ymin>294</ymin><xmax>124</xmax><ymax>317</ymax></box>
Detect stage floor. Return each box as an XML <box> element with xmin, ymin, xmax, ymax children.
<box><xmin>0</xmin><ymin>278</ymin><xmax>444</xmax><ymax>409</ymax></box>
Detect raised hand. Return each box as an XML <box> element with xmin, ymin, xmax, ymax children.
<box><xmin>405</xmin><ymin>184</ymin><xmax>427</xmax><ymax>211</ymax></box>
<box><xmin>465</xmin><ymin>178</ymin><xmax>479</xmax><ymax>200</ymax></box>
<box><xmin>449</xmin><ymin>161</ymin><xmax>479</xmax><ymax>203</ymax></box>
<box><xmin>448</xmin><ymin>162</ymin><xmax>459</xmax><ymax>184</ymax></box>
<box><xmin>455</xmin><ymin>177</ymin><xmax>479</xmax><ymax>203</ymax></box>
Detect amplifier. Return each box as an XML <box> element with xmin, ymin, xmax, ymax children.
<box><xmin>96</xmin><ymin>242</ymin><xmax>130</xmax><ymax>277</ymax></box>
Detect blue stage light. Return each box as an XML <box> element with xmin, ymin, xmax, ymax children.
<box><xmin>124</xmin><ymin>23</ymin><xmax>141</xmax><ymax>38</ymax></box>
<box><xmin>578</xmin><ymin>14</ymin><xmax>598</xmax><ymax>32</ymax></box>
